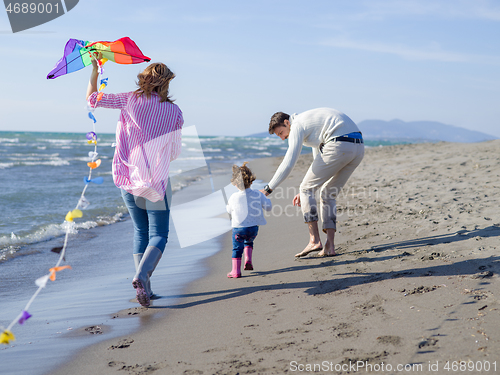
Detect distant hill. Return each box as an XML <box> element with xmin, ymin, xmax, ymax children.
<box><xmin>358</xmin><ymin>119</ymin><xmax>497</xmax><ymax>143</ymax></box>
<box><xmin>248</xmin><ymin>119</ymin><xmax>497</xmax><ymax>143</ymax></box>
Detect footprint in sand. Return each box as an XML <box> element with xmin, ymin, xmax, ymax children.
<box><xmin>84</xmin><ymin>325</ymin><xmax>103</xmax><ymax>335</ymax></box>
<box><xmin>108</xmin><ymin>338</ymin><xmax>134</xmax><ymax>350</ymax></box>
<box><xmin>471</xmin><ymin>271</ymin><xmax>494</xmax><ymax>279</ymax></box>
<box><xmin>404</xmin><ymin>285</ymin><xmax>439</xmax><ymax>295</ymax></box>
<box><xmin>377</xmin><ymin>335</ymin><xmax>402</xmax><ymax>346</ymax></box>
<box><xmin>355</xmin><ymin>295</ymin><xmax>385</xmax><ymax>315</ymax></box>
<box><xmin>418</xmin><ymin>338</ymin><xmax>438</xmax><ymax>348</ymax></box>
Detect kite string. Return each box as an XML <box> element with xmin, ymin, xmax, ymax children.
<box><xmin>1</xmin><ymin>67</ymin><xmax>106</xmax><ymax>344</ymax></box>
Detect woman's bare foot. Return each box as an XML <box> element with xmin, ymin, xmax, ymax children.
<box><xmin>295</xmin><ymin>242</ymin><xmax>323</xmax><ymax>257</ymax></box>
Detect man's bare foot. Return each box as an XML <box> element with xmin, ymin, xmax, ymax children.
<box><xmin>316</xmin><ymin>247</ymin><xmax>337</xmax><ymax>257</ymax></box>
<box><xmin>295</xmin><ymin>243</ymin><xmax>323</xmax><ymax>258</ymax></box>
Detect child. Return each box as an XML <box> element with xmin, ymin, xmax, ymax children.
<box><xmin>226</xmin><ymin>162</ymin><xmax>272</xmax><ymax>278</ymax></box>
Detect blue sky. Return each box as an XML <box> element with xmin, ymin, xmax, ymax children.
<box><xmin>1</xmin><ymin>0</ymin><xmax>499</xmax><ymax>136</ymax></box>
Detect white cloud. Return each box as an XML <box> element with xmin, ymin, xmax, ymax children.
<box><xmin>358</xmin><ymin>0</ymin><xmax>500</xmax><ymax>21</ymax></box>
<box><xmin>320</xmin><ymin>37</ymin><xmax>500</xmax><ymax>64</ymax></box>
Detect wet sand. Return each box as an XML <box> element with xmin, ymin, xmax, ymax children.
<box><xmin>51</xmin><ymin>140</ymin><xmax>500</xmax><ymax>374</ymax></box>
<box><xmin>1</xmin><ymin>194</ymin><xmax>224</xmax><ymax>375</ymax></box>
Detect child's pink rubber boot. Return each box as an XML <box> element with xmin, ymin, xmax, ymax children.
<box><xmin>243</xmin><ymin>246</ymin><xmax>253</xmax><ymax>270</ymax></box>
<box><xmin>227</xmin><ymin>258</ymin><xmax>242</xmax><ymax>278</ymax></box>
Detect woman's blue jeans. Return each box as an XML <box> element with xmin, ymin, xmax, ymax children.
<box><xmin>231</xmin><ymin>226</ymin><xmax>259</xmax><ymax>258</ymax></box>
<box><xmin>121</xmin><ymin>190</ymin><xmax>170</xmax><ymax>255</ymax></box>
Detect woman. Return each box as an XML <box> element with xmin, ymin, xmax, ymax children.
<box><xmin>86</xmin><ymin>58</ymin><xmax>183</xmax><ymax>307</ymax></box>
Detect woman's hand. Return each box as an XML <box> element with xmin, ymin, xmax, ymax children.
<box><xmin>292</xmin><ymin>193</ymin><xmax>301</xmax><ymax>207</ymax></box>
<box><xmin>90</xmin><ymin>52</ymin><xmax>102</xmax><ymax>69</ymax></box>
<box><xmin>86</xmin><ymin>52</ymin><xmax>102</xmax><ymax>100</ymax></box>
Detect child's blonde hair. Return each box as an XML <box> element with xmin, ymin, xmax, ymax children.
<box><xmin>231</xmin><ymin>162</ymin><xmax>256</xmax><ymax>190</ymax></box>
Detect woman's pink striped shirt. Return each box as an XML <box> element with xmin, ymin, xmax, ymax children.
<box><xmin>88</xmin><ymin>91</ymin><xmax>183</xmax><ymax>202</ymax></box>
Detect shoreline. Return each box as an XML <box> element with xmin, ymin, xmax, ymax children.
<box><xmin>10</xmin><ymin>140</ymin><xmax>500</xmax><ymax>374</ymax></box>
<box><xmin>0</xmin><ymin>175</ymin><xmax>231</xmax><ymax>375</ymax></box>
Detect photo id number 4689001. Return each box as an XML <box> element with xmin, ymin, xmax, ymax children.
<box><xmin>5</xmin><ymin>2</ymin><xmax>61</xmax><ymax>14</ymax></box>
<box><xmin>442</xmin><ymin>361</ymin><xmax>497</xmax><ymax>372</ymax></box>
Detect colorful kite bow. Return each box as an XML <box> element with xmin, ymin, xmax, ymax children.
<box><xmin>47</xmin><ymin>37</ymin><xmax>150</xmax><ymax>79</ymax></box>
<box><xmin>0</xmin><ymin>330</ymin><xmax>15</xmax><ymax>344</ymax></box>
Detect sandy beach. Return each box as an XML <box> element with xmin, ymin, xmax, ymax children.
<box><xmin>51</xmin><ymin>140</ymin><xmax>500</xmax><ymax>375</ymax></box>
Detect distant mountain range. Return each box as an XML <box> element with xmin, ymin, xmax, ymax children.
<box><xmin>357</xmin><ymin>119</ymin><xmax>496</xmax><ymax>143</ymax></box>
<box><xmin>249</xmin><ymin>119</ymin><xmax>497</xmax><ymax>143</ymax></box>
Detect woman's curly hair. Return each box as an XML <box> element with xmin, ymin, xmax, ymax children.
<box><xmin>135</xmin><ymin>63</ymin><xmax>175</xmax><ymax>103</ymax></box>
<box><xmin>231</xmin><ymin>162</ymin><xmax>256</xmax><ymax>190</ymax></box>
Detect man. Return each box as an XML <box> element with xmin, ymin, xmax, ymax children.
<box><xmin>262</xmin><ymin>108</ymin><xmax>364</xmax><ymax>257</ymax></box>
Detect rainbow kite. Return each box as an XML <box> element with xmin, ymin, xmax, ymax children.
<box><xmin>47</xmin><ymin>37</ymin><xmax>150</xmax><ymax>79</ymax></box>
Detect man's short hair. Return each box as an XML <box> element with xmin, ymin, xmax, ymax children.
<box><xmin>268</xmin><ymin>112</ymin><xmax>290</xmax><ymax>135</ymax></box>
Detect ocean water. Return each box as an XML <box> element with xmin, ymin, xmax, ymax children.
<box><xmin>0</xmin><ymin>130</ymin><xmax>291</xmax><ymax>261</ymax></box>
<box><xmin>0</xmin><ymin>130</ymin><xmax>392</xmax><ymax>259</ymax></box>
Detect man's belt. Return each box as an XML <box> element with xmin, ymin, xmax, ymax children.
<box><xmin>332</xmin><ymin>136</ymin><xmax>364</xmax><ymax>144</ymax></box>
<box><xmin>319</xmin><ymin>136</ymin><xmax>363</xmax><ymax>153</ymax></box>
